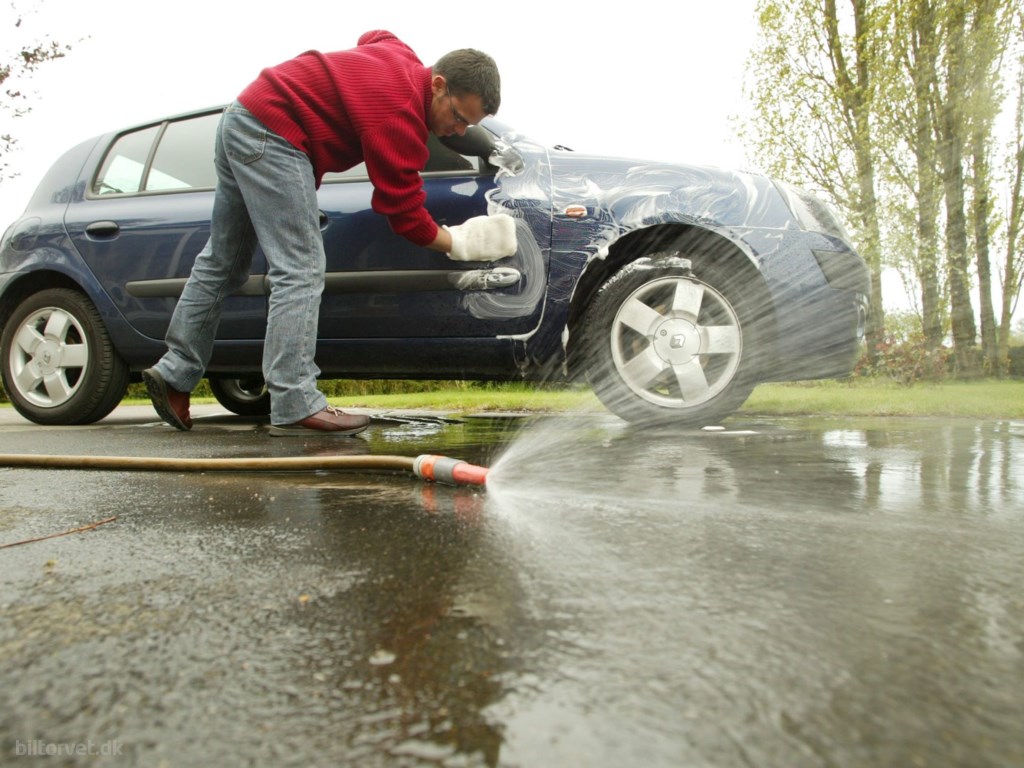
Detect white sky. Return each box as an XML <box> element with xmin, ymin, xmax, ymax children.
<box><xmin>1</xmin><ymin>0</ymin><xmax>758</xmax><ymax>224</ymax></box>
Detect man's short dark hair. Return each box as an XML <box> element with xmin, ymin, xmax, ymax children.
<box><xmin>434</xmin><ymin>49</ymin><xmax>501</xmax><ymax>115</ymax></box>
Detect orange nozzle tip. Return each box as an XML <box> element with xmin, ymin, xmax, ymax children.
<box><xmin>451</xmin><ymin>462</ymin><xmax>489</xmax><ymax>487</ymax></box>
<box><xmin>413</xmin><ymin>454</ymin><xmax>489</xmax><ymax>487</ymax></box>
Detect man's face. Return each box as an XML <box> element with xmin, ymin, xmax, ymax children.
<box><xmin>429</xmin><ymin>77</ymin><xmax>487</xmax><ymax>137</ymax></box>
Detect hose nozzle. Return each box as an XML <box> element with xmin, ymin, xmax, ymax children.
<box><xmin>412</xmin><ymin>454</ymin><xmax>489</xmax><ymax>487</ymax></box>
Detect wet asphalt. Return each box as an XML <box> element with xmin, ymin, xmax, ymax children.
<box><xmin>0</xmin><ymin>404</ymin><xmax>1022</xmax><ymax>767</ymax></box>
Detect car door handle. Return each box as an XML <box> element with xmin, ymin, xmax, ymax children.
<box><xmin>85</xmin><ymin>221</ymin><xmax>121</xmax><ymax>239</ymax></box>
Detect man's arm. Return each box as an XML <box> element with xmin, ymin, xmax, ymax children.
<box><xmin>360</xmin><ymin>124</ymin><xmax>515</xmax><ymax>260</ymax></box>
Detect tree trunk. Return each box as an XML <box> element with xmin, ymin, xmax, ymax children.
<box><xmin>909</xmin><ymin>0</ymin><xmax>945</xmax><ymax>348</ymax></box>
<box><xmin>972</xmin><ymin>124</ymin><xmax>999</xmax><ymax>372</ymax></box>
<box><xmin>967</xmin><ymin>0</ymin><xmax>1005</xmax><ymax>374</ymax></box>
<box><xmin>999</xmin><ymin>73</ymin><xmax>1024</xmax><ymax>363</ymax></box>
<box><xmin>997</xmin><ymin>12</ymin><xmax>1024</xmax><ymax>367</ymax></box>
<box><xmin>936</xmin><ymin>3</ymin><xmax>979</xmax><ymax>375</ymax></box>
<box><xmin>825</xmin><ymin>0</ymin><xmax>886</xmax><ymax>359</ymax></box>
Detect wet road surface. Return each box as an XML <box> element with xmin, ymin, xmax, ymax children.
<box><xmin>1</xmin><ymin>405</ymin><xmax>1022</xmax><ymax>767</ymax></box>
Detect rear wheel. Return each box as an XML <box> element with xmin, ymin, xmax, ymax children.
<box><xmin>209</xmin><ymin>376</ymin><xmax>271</xmax><ymax>416</ymax></box>
<box><xmin>1</xmin><ymin>288</ymin><xmax>129</xmax><ymax>425</ymax></box>
<box><xmin>581</xmin><ymin>254</ymin><xmax>760</xmax><ymax>426</ymax></box>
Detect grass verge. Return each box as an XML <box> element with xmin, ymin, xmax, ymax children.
<box><xmin>324</xmin><ymin>379</ymin><xmax>1024</xmax><ymax>419</ymax></box>
<box><xmin>98</xmin><ymin>378</ymin><xmax>1024</xmax><ymax>419</ymax></box>
<box><xmin>741</xmin><ymin>379</ymin><xmax>1024</xmax><ymax>419</ymax></box>
<box><xmin>330</xmin><ymin>384</ymin><xmax>601</xmax><ymax>414</ymax></box>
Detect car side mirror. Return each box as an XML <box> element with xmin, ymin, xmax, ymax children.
<box><xmin>440</xmin><ymin>127</ymin><xmax>524</xmax><ymax>174</ymax></box>
<box><xmin>440</xmin><ymin>125</ymin><xmax>496</xmax><ymax>157</ymax></box>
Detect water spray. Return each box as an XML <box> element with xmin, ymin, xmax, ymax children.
<box><xmin>0</xmin><ymin>453</ymin><xmax>489</xmax><ymax>487</ymax></box>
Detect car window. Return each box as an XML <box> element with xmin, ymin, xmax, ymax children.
<box><xmin>422</xmin><ymin>134</ymin><xmax>476</xmax><ymax>173</ymax></box>
<box><xmin>92</xmin><ymin>114</ymin><xmax>478</xmax><ymax>194</ymax></box>
<box><xmin>92</xmin><ymin>112</ymin><xmax>220</xmax><ymax>196</ymax></box>
<box><xmin>147</xmin><ymin>113</ymin><xmax>220</xmax><ymax>191</ymax></box>
<box><xmin>321</xmin><ymin>134</ymin><xmax>477</xmax><ymax>183</ymax></box>
<box><xmin>93</xmin><ymin>125</ymin><xmax>161</xmax><ymax>195</ymax></box>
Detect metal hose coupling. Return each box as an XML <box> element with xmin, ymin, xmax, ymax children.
<box><xmin>412</xmin><ymin>455</ymin><xmax>489</xmax><ymax>487</ymax></box>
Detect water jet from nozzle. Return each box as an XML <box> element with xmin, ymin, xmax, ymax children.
<box><xmin>413</xmin><ymin>454</ymin><xmax>489</xmax><ymax>487</ymax></box>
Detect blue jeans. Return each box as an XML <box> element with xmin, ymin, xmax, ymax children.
<box><xmin>152</xmin><ymin>102</ymin><xmax>328</xmax><ymax>425</ymax></box>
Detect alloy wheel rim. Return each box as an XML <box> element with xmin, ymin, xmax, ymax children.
<box><xmin>9</xmin><ymin>307</ymin><xmax>90</xmax><ymax>408</ymax></box>
<box><xmin>609</xmin><ymin>276</ymin><xmax>742</xmax><ymax>408</ymax></box>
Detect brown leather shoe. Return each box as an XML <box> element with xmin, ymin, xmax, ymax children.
<box><xmin>142</xmin><ymin>368</ymin><xmax>192</xmax><ymax>431</ymax></box>
<box><xmin>269</xmin><ymin>406</ymin><xmax>370</xmax><ymax>437</ymax></box>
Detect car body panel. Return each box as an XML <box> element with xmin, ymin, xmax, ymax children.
<box><xmin>316</xmin><ymin>174</ymin><xmax>542</xmax><ymax>339</ymax></box>
<box><xmin>484</xmin><ymin>139</ymin><xmax>867</xmax><ymax>377</ymax></box>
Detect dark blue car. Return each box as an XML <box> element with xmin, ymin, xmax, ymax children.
<box><xmin>0</xmin><ymin>107</ymin><xmax>868</xmax><ymax>426</ymax></box>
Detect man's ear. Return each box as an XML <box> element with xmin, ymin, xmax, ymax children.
<box><xmin>431</xmin><ymin>74</ymin><xmax>447</xmax><ymax>97</ymax></box>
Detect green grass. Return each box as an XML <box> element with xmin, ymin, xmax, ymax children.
<box><xmin>741</xmin><ymin>379</ymin><xmax>1024</xmax><ymax>418</ymax></box>
<box><xmin>329</xmin><ymin>379</ymin><xmax>1024</xmax><ymax>419</ymax></box>
<box><xmin>329</xmin><ymin>384</ymin><xmax>601</xmax><ymax>413</ymax></box>
<box><xmin>116</xmin><ymin>383</ymin><xmax>603</xmax><ymax>414</ymax></box>
<box><xmin>67</xmin><ymin>378</ymin><xmax>1024</xmax><ymax>419</ymax></box>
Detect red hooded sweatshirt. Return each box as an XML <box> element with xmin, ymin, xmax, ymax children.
<box><xmin>238</xmin><ymin>31</ymin><xmax>437</xmax><ymax>246</ymax></box>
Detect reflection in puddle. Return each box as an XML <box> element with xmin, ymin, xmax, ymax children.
<box><xmin>474</xmin><ymin>416</ymin><xmax>1024</xmax><ymax>766</ymax></box>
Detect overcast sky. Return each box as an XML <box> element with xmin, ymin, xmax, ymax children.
<box><xmin>1</xmin><ymin>0</ymin><xmax>759</xmax><ymax>224</ymax></box>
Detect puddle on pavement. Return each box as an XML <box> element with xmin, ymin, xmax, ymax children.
<box><xmin>1</xmin><ymin>414</ymin><xmax>1022</xmax><ymax>766</ymax></box>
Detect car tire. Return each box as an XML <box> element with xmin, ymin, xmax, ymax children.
<box><xmin>209</xmin><ymin>376</ymin><xmax>271</xmax><ymax>416</ymax></box>
<box><xmin>1</xmin><ymin>288</ymin><xmax>129</xmax><ymax>425</ymax></box>
<box><xmin>581</xmin><ymin>253</ymin><xmax>760</xmax><ymax>427</ymax></box>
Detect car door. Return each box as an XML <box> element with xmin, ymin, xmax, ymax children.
<box><xmin>314</xmin><ymin>135</ymin><xmax>542</xmax><ymax>339</ymax></box>
<box><xmin>63</xmin><ymin>109</ymin><xmax>267</xmax><ymax>342</ymax></box>
<box><xmin>65</xmin><ymin>114</ymin><xmax>542</xmax><ymax>349</ymax></box>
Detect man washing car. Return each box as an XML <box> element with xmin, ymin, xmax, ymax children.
<box><xmin>143</xmin><ymin>31</ymin><xmax>515</xmax><ymax>436</ymax></box>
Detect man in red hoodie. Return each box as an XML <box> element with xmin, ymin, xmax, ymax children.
<box><xmin>143</xmin><ymin>31</ymin><xmax>514</xmax><ymax>436</ymax></box>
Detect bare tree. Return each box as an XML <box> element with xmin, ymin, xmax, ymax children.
<box><xmin>1</xmin><ymin>3</ymin><xmax>71</xmax><ymax>180</ymax></box>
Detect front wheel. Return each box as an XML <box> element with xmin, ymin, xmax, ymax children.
<box><xmin>209</xmin><ymin>376</ymin><xmax>271</xmax><ymax>416</ymax></box>
<box><xmin>581</xmin><ymin>255</ymin><xmax>760</xmax><ymax>426</ymax></box>
<box><xmin>1</xmin><ymin>288</ymin><xmax>129</xmax><ymax>425</ymax></box>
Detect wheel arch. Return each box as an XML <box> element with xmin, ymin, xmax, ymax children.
<box><xmin>0</xmin><ymin>270</ymin><xmax>85</xmax><ymax>327</ymax></box>
<box><xmin>565</xmin><ymin>223</ymin><xmax>778</xmax><ymax>377</ymax></box>
<box><xmin>0</xmin><ymin>267</ymin><xmax>146</xmax><ymax>374</ymax></box>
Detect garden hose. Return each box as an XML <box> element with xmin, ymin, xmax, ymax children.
<box><xmin>0</xmin><ymin>453</ymin><xmax>489</xmax><ymax>487</ymax></box>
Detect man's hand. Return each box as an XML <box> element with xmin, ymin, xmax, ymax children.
<box><xmin>444</xmin><ymin>214</ymin><xmax>517</xmax><ymax>261</ymax></box>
